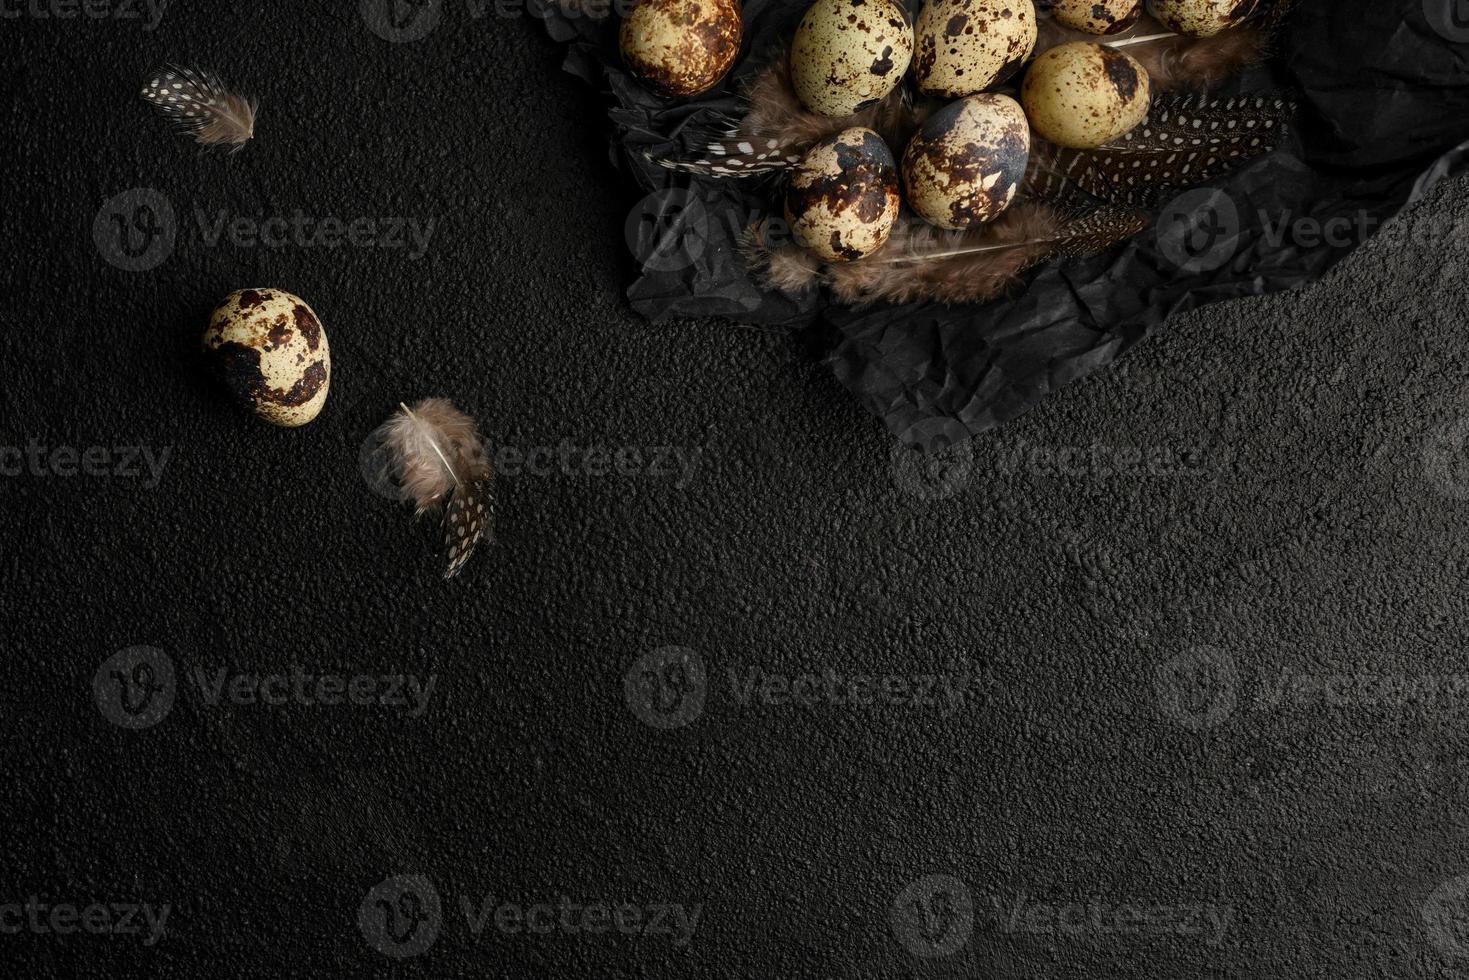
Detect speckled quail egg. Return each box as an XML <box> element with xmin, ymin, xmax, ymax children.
<box><xmin>790</xmin><ymin>0</ymin><xmax>915</xmax><ymax>117</ymax></box>
<box><xmin>1146</xmin><ymin>0</ymin><xmax>1257</xmax><ymax>36</ymax></box>
<box><xmin>1021</xmin><ymin>41</ymin><xmax>1151</xmax><ymax>148</ymax></box>
<box><xmin>914</xmin><ymin>0</ymin><xmax>1038</xmax><ymax>100</ymax></box>
<box><xmin>1048</xmin><ymin>0</ymin><xmax>1142</xmax><ymax>34</ymax></box>
<box><xmin>620</xmin><ymin>0</ymin><xmax>744</xmax><ymax>98</ymax></box>
<box><xmin>203</xmin><ymin>289</ymin><xmax>330</xmax><ymax>427</ymax></box>
<box><xmin>902</xmin><ymin>94</ymin><xmax>1031</xmax><ymax>230</ymax></box>
<box><xmin>785</xmin><ymin>128</ymin><xmax>901</xmax><ymax>262</ymax></box>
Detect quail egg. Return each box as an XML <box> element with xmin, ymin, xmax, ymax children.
<box><xmin>914</xmin><ymin>0</ymin><xmax>1038</xmax><ymax>99</ymax></box>
<box><xmin>902</xmin><ymin>93</ymin><xmax>1031</xmax><ymax>230</ymax></box>
<box><xmin>790</xmin><ymin>0</ymin><xmax>914</xmax><ymax>117</ymax></box>
<box><xmin>1021</xmin><ymin>41</ymin><xmax>1151</xmax><ymax>148</ymax></box>
<box><xmin>1048</xmin><ymin>0</ymin><xmax>1142</xmax><ymax>34</ymax></box>
<box><xmin>785</xmin><ymin>128</ymin><xmax>901</xmax><ymax>262</ymax></box>
<box><xmin>620</xmin><ymin>0</ymin><xmax>744</xmax><ymax>98</ymax></box>
<box><xmin>1146</xmin><ymin>0</ymin><xmax>1257</xmax><ymax>36</ymax></box>
<box><xmin>203</xmin><ymin>289</ymin><xmax>330</xmax><ymax>427</ymax></box>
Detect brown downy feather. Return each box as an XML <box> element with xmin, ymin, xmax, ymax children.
<box><xmin>1120</xmin><ymin>26</ymin><xmax>1267</xmax><ymax>92</ymax></box>
<box><xmin>746</xmin><ymin>202</ymin><xmax>1148</xmax><ymax>308</ymax></box>
<box><xmin>658</xmin><ymin>54</ymin><xmax>930</xmax><ymax>177</ymax></box>
<box><xmin>1037</xmin><ymin>12</ymin><xmax>1267</xmax><ymax>92</ymax></box>
<box><xmin>1025</xmin><ymin>93</ymin><xmax>1295</xmax><ymax>206</ymax></box>
<box><xmin>366</xmin><ymin>398</ymin><xmax>495</xmax><ymax>579</ymax></box>
<box><xmin>141</xmin><ymin>66</ymin><xmax>257</xmax><ymax>150</ymax></box>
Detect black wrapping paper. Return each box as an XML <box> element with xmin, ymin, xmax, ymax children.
<box><xmin>541</xmin><ymin>0</ymin><xmax>1469</xmax><ymax>451</ymax></box>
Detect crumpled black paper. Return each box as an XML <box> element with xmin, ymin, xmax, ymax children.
<box><xmin>539</xmin><ymin>0</ymin><xmax>1469</xmax><ymax>451</ymax></box>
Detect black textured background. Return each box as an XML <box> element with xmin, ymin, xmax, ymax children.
<box><xmin>7</xmin><ymin>1</ymin><xmax>1469</xmax><ymax>977</ymax></box>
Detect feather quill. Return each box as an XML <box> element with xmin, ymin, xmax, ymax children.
<box><xmin>744</xmin><ymin>202</ymin><xmax>1148</xmax><ymax>307</ymax></box>
<box><xmin>141</xmin><ymin>65</ymin><xmax>257</xmax><ymax>149</ymax></box>
<box><xmin>365</xmin><ymin>398</ymin><xmax>495</xmax><ymax>579</ymax></box>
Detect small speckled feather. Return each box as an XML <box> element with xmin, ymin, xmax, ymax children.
<box><xmin>367</xmin><ymin>398</ymin><xmax>495</xmax><ymax>580</ymax></box>
<box><xmin>141</xmin><ymin>65</ymin><xmax>257</xmax><ymax>149</ymax></box>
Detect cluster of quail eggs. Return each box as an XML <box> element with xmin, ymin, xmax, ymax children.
<box><xmin>619</xmin><ymin>0</ymin><xmax>1252</xmax><ymax>263</ymax></box>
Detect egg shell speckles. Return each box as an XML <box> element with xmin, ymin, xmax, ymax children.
<box><xmin>790</xmin><ymin>0</ymin><xmax>914</xmax><ymax>118</ymax></box>
<box><xmin>203</xmin><ymin>289</ymin><xmax>330</xmax><ymax>427</ymax></box>
<box><xmin>1049</xmin><ymin>0</ymin><xmax>1142</xmax><ymax>34</ymax></box>
<box><xmin>902</xmin><ymin>94</ymin><xmax>1030</xmax><ymax>230</ymax></box>
<box><xmin>914</xmin><ymin>0</ymin><xmax>1038</xmax><ymax>100</ymax></box>
<box><xmin>620</xmin><ymin>0</ymin><xmax>744</xmax><ymax>98</ymax></box>
<box><xmin>785</xmin><ymin>128</ymin><xmax>901</xmax><ymax>262</ymax></box>
<box><xmin>1021</xmin><ymin>41</ymin><xmax>1151</xmax><ymax>149</ymax></box>
<box><xmin>1146</xmin><ymin>0</ymin><xmax>1257</xmax><ymax>36</ymax></box>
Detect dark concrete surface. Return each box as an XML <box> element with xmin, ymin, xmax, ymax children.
<box><xmin>6</xmin><ymin>2</ymin><xmax>1469</xmax><ymax>977</ymax></box>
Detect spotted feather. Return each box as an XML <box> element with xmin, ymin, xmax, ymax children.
<box><xmin>653</xmin><ymin>134</ymin><xmax>804</xmax><ymax>177</ymax></box>
<box><xmin>141</xmin><ymin>65</ymin><xmax>257</xmax><ymax>150</ymax></box>
<box><xmin>1026</xmin><ymin>94</ymin><xmax>1295</xmax><ymax>206</ymax></box>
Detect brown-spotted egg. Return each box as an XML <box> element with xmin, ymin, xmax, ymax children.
<box><xmin>914</xmin><ymin>0</ymin><xmax>1038</xmax><ymax>100</ymax></box>
<box><xmin>790</xmin><ymin>0</ymin><xmax>914</xmax><ymax>118</ymax></box>
<box><xmin>620</xmin><ymin>0</ymin><xmax>744</xmax><ymax>98</ymax></box>
<box><xmin>902</xmin><ymin>94</ymin><xmax>1031</xmax><ymax>230</ymax></box>
<box><xmin>785</xmin><ymin>127</ymin><xmax>901</xmax><ymax>262</ymax></box>
<box><xmin>1048</xmin><ymin>0</ymin><xmax>1142</xmax><ymax>34</ymax></box>
<box><xmin>1021</xmin><ymin>41</ymin><xmax>1151</xmax><ymax>148</ymax></box>
<box><xmin>203</xmin><ymin>289</ymin><xmax>330</xmax><ymax>427</ymax></box>
<box><xmin>1146</xmin><ymin>0</ymin><xmax>1257</xmax><ymax>37</ymax></box>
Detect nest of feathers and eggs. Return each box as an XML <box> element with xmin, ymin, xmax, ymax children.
<box><xmin>612</xmin><ymin>0</ymin><xmax>1298</xmax><ymax>308</ymax></box>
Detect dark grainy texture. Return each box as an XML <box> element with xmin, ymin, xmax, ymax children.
<box><xmin>6</xmin><ymin>3</ymin><xmax>1469</xmax><ymax>978</ymax></box>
